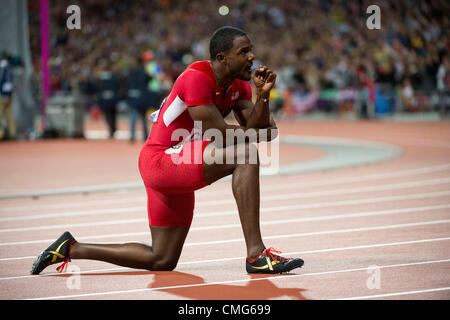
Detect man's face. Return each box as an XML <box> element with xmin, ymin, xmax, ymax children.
<box><xmin>224</xmin><ymin>35</ymin><xmax>255</xmax><ymax>81</ymax></box>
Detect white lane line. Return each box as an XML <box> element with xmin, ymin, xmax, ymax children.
<box><xmin>198</xmin><ymin>190</ymin><xmax>450</xmax><ymax>218</ymax></box>
<box><xmin>1</xmin><ymin>218</ymin><xmax>449</xmax><ymax>248</ymax></box>
<box><xmin>2</xmin><ymin>237</ymin><xmax>450</xmax><ymax>280</ymax></box>
<box><xmin>0</xmin><ymin>194</ymin><xmax>147</xmax><ymax>214</ymax></box>
<box><xmin>260</xmin><ymin>177</ymin><xmax>450</xmax><ymax>202</ymax></box>
<box><xmin>363</xmin><ymin>135</ymin><xmax>450</xmax><ymax>149</ymax></box>
<box><xmin>257</xmin><ymin>163</ymin><xmax>450</xmax><ymax>192</ymax></box>
<box><xmin>1</xmin><ymin>203</ymin><xmax>449</xmax><ymax>234</ymax></box>
<box><xmin>2</xmin><ymin>163</ymin><xmax>450</xmax><ymax>214</ymax></box>
<box><xmin>338</xmin><ymin>287</ymin><xmax>450</xmax><ymax>300</ymax></box>
<box><xmin>0</xmin><ymin>218</ymin><xmax>145</xmax><ymax>233</ymax></box>
<box><xmin>0</xmin><ymin>256</ymin><xmax>36</xmax><ymax>262</ymax></box>
<box><xmin>183</xmin><ymin>220</ymin><xmax>450</xmax><ymax>247</ymax></box>
<box><xmin>0</xmin><ymin>206</ymin><xmax>144</xmax><ymax>222</ymax></box>
<box><xmin>25</xmin><ymin>259</ymin><xmax>450</xmax><ymax>300</ymax></box>
<box><xmin>195</xmin><ymin>204</ymin><xmax>450</xmax><ymax>231</ymax></box>
<box><xmin>2</xmin><ymin>175</ymin><xmax>450</xmax><ymax>222</ymax></box>
<box><xmin>181</xmin><ymin>237</ymin><xmax>450</xmax><ymax>265</ymax></box>
<box><xmin>2</xmin><ymin>230</ymin><xmax>450</xmax><ymax>266</ymax></box>
<box><xmin>195</xmin><ymin>176</ymin><xmax>450</xmax><ymax>207</ymax></box>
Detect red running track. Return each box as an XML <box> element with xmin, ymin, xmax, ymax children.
<box><xmin>0</xmin><ymin>120</ymin><xmax>449</xmax><ymax>300</ymax></box>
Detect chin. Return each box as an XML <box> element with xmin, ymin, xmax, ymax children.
<box><xmin>238</xmin><ymin>73</ymin><xmax>252</xmax><ymax>81</ymax></box>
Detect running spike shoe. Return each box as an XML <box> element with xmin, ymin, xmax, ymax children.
<box><xmin>246</xmin><ymin>247</ymin><xmax>304</xmax><ymax>274</ymax></box>
<box><xmin>30</xmin><ymin>231</ymin><xmax>77</xmax><ymax>275</ymax></box>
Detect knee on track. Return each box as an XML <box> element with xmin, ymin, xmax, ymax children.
<box><xmin>149</xmin><ymin>257</ymin><xmax>179</xmax><ymax>271</ymax></box>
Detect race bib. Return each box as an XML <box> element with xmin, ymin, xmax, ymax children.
<box><xmin>164</xmin><ymin>144</ymin><xmax>183</xmax><ymax>155</ymax></box>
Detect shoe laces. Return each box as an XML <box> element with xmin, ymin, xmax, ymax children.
<box><xmin>56</xmin><ymin>260</ymin><xmax>69</xmax><ymax>273</ymax></box>
<box><xmin>265</xmin><ymin>247</ymin><xmax>289</xmax><ymax>263</ymax></box>
<box><xmin>56</xmin><ymin>240</ymin><xmax>77</xmax><ymax>273</ymax></box>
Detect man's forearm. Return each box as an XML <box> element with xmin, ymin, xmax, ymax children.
<box><xmin>245</xmin><ymin>92</ymin><xmax>271</xmax><ymax>129</ymax></box>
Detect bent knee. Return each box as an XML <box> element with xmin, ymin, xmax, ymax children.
<box><xmin>151</xmin><ymin>258</ymin><xmax>178</xmax><ymax>271</ymax></box>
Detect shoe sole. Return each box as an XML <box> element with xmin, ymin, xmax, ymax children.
<box><xmin>30</xmin><ymin>251</ymin><xmax>49</xmax><ymax>275</ymax></box>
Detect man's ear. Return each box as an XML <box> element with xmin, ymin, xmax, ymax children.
<box><xmin>216</xmin><ymin>52</ymin><xmax>227</xmax><ymax>65</ymax></box>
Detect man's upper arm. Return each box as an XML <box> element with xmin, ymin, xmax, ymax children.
<box><xmin>182</xmin><ymin>71</ymin><xmax>214</xmax><ymax>107</ymax></box>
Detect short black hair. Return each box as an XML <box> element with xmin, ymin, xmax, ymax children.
<box><xmin>209</xmin><ymin>26</ymin><xmax>247</xmax><ymax>60</ymax></box>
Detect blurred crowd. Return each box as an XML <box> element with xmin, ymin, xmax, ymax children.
<box><xmin>5</xmin><ymin>0</ymin><xmax>449</xmax><ymax>140</ymax></box>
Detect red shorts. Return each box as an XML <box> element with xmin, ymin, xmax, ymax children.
<box><xmin>138</xmin><ymin>140</ymin><xmax>210</xmax><ymax>226</ymax></box>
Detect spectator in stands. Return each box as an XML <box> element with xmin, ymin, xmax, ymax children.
<box><xmin>0</xmin><ymin>53</ymin><xmax>16</xmax><ymax>141</ymax></box>
<box><xmin>25</xmin><ymin>0</ymin><xmax>449</xmax><ymax>119</ymax></box>
<box><xmin>437</xmin><ymin>55</ymin><xmax>450</xmax><ymax>113</ymax></box>
<box><xmin>126</xmin><ymin>56</ymin><xmax>155</xmax><ymax>142</ymax></box>
<box><xmin>400</xmin><ymin>78</ymin><xmax>416</xmax><ymax>111</ymax></box>
<box><xmin>94</xmin><ymin>59</ymin><xmax>121</xmax><ymax>139</ymax></box>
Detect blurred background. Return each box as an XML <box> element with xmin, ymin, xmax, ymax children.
<box><xmin>0</xmin><ymin>0</ymin><xmax>449</xmax><ymax>142</ymax></box>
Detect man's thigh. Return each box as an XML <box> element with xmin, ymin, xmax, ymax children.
<box><xmin>140</xmin><ymin>141</ymin><xmax>212</xmax><ymax>227</ymax></box>
<box><xmin>146</xmin><ymin>187</ymin><xmax>195</xmax><ymax>227</ymax></box>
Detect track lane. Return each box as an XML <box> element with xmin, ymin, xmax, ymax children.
<box><xmin>0</xmin><ymin>121</ymin><xmax>449</xmax><ymax>299</ymax></box>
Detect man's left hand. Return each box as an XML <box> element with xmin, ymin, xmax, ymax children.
<box><xmin>252</xmin><ymin>66</ymin><xmax>277</xmax><ymax>96</ymax></box>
